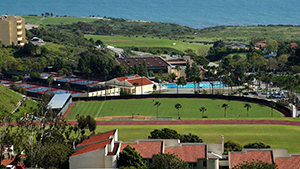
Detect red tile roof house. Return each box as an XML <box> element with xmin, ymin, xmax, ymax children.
<box><xmin>116</xmin><ymin>57</ymin><xmax>172</xmax><ymax>74</ymax></box>
<box><xmin>69</xmin><ymin>130</ymin><xmax>300</xmax><ymax>169</ymax></box>
<box><xmin>106</xmin><ymin>75</ymin><xmax>156</xmax><ymax>95</ymax></box>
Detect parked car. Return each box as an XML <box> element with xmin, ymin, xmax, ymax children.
<box><xmin>251</xmin><ymin>91</ymin><xmax>258</xmax><ymax>96</ymax></box>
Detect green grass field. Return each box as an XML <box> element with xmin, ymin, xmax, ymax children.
<box><xmin>22</xmin><ymin>16</ymin><xmax>99</xmax><ymax>25</ymax></box>
<box><xmin>94</xmin><ymin>124</ymin><xmax>300</xmax><ymax>153</ymax></box>
<box><xmin>66</xmin><ymin>98</ymin><xmax>283</xmax><ymax>120</ymax></box>
<box><xmin>85</xmin><ymin>35</ymin><xmax>211</xmax><ymax>54</ymax></box>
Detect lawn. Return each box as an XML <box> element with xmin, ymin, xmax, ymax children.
<box><xmin>66</xmin><ymin>98</ymin><xmax>283</xmax><ymax>120</ymax></box>
<box><xmin>22</xmin><ymin>16</ymin><xmax>98</xmax><ymax>25</ymax></box>
<box><xmin>94</xmin><ymin>124</ymin><xmax>300</xmax><ymax>153</ymax></box>
<box><xmin>85</xmin><ymin>35</ymin><xmax>211</xmax><ymax>54</ymax></box>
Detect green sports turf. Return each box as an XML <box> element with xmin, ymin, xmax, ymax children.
<box><xmin>94</xmin><ymin>124</ymin><xmax>300</xmax><ymax>153</ymax></box>
<box><xmin>85</xmin><ymin>35</ymin><xmax>210</xmax><ymax>54</ymax></box>
<box><xmin>66</xmin><ymin>98</ymin><xmax>283</xmax><ymax>120</ymax></box>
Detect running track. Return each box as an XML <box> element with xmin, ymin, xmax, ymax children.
<box><xmin>65</xmin><ymin>120</ymin><xmax>300</xmax><ymax>126</ymax></box>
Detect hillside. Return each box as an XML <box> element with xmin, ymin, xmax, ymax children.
<box><xmin>0</xmin><ymin>84</ymin><xmax>37</xmax><ymax>120</ymax></box>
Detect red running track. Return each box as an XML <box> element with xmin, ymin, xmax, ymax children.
<box><xmin>65</xmin><ymin>120</ymin><xmax>300</xmax><ymax>126</ymax></box>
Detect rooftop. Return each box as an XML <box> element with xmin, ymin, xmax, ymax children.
<box><xmin>275</xmin><ymin>155</ymin><xmax>300</xmax><ymax>169</ymax></box>
<box><xmin>72</xmin><ymin>139</ymin><xmax>112</xmax><ymax>156</ymax></box>
<box><xmin>48</xmin><ymin>94</ymin><xmax>71</xmax><ymax>109</ymax></box>
<box><xmin>165</xmin><ymin>144</ymin><xmax>206</xmax><ymax>162</ymax></box>
<box><xmin>229</xmin><ymin>150</ymin><xmax>273</xmax><ymax>168</ymax></box>
<box><xmin>77</xmin><ymin>130</ymin><xmax>116</xmax><ymax>147</ymax></box>
<box><xmin>121</xmin><ymin>141</ymin><xmax>163</xmax><ymax>158</ymax></box>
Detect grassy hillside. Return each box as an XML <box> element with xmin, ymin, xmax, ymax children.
<box><xmin>96</xmin><ymin>124</ymin><xmax>300</xmax><ymax>153</ymax></box>
<box><xmin>22</xmin><ymin>16</ymin><xmax>98</xmax><ymax>25</ymax></box>
<box><xmin>0</xmin><ymin>84</ymin><xmax>38</xmax><ymax>120</ymax></box>
<box><xmin>85</xmin><ymin>35</ymin><xmax>211</xmax><ymax>54</ymax></box>
<box><xmin>0</xmin><ymin>84</ymin><xmax>22</xmax><ymax>114</ymax></box>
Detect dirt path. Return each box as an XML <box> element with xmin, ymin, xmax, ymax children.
<box><xmin>65</xmin><ymin>120</ymin><xmax>300</xmax><ymax>126</ymax></box>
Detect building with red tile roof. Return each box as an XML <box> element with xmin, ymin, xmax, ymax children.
<box><xmin>106</xmin><ymin>75</ymin><xmax>156</xmax><ymax>95</ymax></box>
<box><xmin>229</xmin><ymin>150</ymin><xmax>274</xmax><ymax>168</ymax></box>
<box><xmin>69</xmin><ymin>130</ymin><xmax>300</xmax><ymax>169</ymax></box>
<box><xmin>275</xmin><ymin>155</ymin><xmax>300</xmax><ymax>169</ymax></box>
<box><xmin>116</xmin><ymin>57</ymin><xmax>171</xmax><ymax>73</ymax></box>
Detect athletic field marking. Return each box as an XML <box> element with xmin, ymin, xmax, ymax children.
<box><xmin>95</xmin><ymin>101</ymin><xmax>105</xmax><ymax>118</ymax></box>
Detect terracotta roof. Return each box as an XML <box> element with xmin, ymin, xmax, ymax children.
<box><xmin>72</xmin><ymin>139</ymin><xmax>112</xmax><ymax>156</ymax></box>
<box><xmin>275</xmin><ymin>155</ymin><xmax>300</xmax><ymax>169</ymax></box>
<box><xmin>291</xmin><ymin>43</ymin><xmax>298</xmax><ymax>48</ymax></box>
<box><xmin>1</xmin><ymin>158</ymin><xmax>15</xmax><ymax>166</ymax></box>
<box><xmin>116</xmin><ymin>57</ymin><xmax>170</xmax><ymax>68</ymax></box>
<box><xmin>127</xmin><ymin>77</ymin><xmax>153</xmax><ymax>86</ymax></box>
<box><xmin>165</xmin><ymin>145</ymin><xmax>206</xmax><ymax>162</ymax></box>
<box><xmin>116</xmin><ymin>75</ymin><xmax>140</xmax><ymax>82</ymax></box>
<box><xmin>121</xmin><ymin>141</ymin><xmax>163</xmax><ymax>158</ymax></box>
<box><xmin>229</xmin><ymin>150</ymin><xmax>273</xmax><ymax>168</ymax></box>
<box><xmin>77</xmin><ymin>130</ymin><xmax>116</xmax><ymax>147</ymax></box>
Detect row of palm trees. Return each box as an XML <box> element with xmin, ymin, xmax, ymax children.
<box><xmin>153</xmin><ymin>102</ymin><xmax>276</xmax><ymax>119</ymax></box>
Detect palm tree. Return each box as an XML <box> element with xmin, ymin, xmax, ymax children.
<box><xmin>176</xmin><ymin>76</ymin><xmax>187</xmax><ymax>94</ymax></box>
<box><xmin>195</xmin><ymin>76</ymin><xmax>202</xmax><ymax>93</ymax></box>
<box><xmin>222</xmin><ymin>103</ymin><xmax>229</xmax><ymax>118</ymax></box>
<box><xmin>269</xmin><ymin>102</ymin><xmax>276</xmax><ymax>117</ymax></box>
<box><xmin>154</xmin><ymin>101</ymin><xmax>161</xmax><ymax>119</ymax></box>
<box><xmin>174</xmin><ymin>103</ymin><xmax>182</xmax><ymax>120</ymax></box>
<box><xmin>199</xmin><ymin>107</ymin><xmax>207</xmax><ymax>118</ymax></box>
<box><xmin>133</xmin><ymin>82</ymin><xmax>139</xmax><ymax>95</ymax></box>
<box><xmin>244</xmin><ymin>103</ymin><xmax>252</xmax><ymax>117</ymax></box>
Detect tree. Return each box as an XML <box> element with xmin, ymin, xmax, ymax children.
<box><xmin>222</xmin><ymin>103</ymin><xmax>229</xmax><ymax>118</ymax></box>
<box><xmin>148</xmin><ymin>128</ymin><xmax>202</xmax><ymax>143</ymax></box>
<box><xmin>150</xmin><ymin>153</ymin><xmax>190</xmax><ymax>169</ymax></box>
<box><xmin>224</xmin><ymin>141</ymin><xmax>243</xmax><ymax>155</ymax></box>
<box><xmin>133</xmin><ymin>82</ymin><xmax>139</xmax><ymax>95</ymax></box>
<box><xmin>30</xmin><ymin>72</ymin><xmax>40</xmax><ymax>79</ymax></box>
<box><xmin>47</xmin><ymin>74</ymin><xmax>54</xmax><ymax>90</ymax></box>
<box><xmin>244</xmin><ymin>103</ymin><xmax>252</xmax><ymax>117</ymax></box>
<box><xmin>152</xmin><ymin>84</ymin><xmax>157</xmax><ymax>91</ymax></box>
<box><xmin>154</xmin><ymin>101</ymin><xmax>161</xmax><ymax>119</ymax></box>
<box><xmin>174</xmin><ymin>103</ymin><xmax>182</xmax><ymax>120</ymax></box>
<box><xmin>176</xmin><ymin>76</ymin><xmax>187</xmax><ymax>94</ymax></box>
<box><xmin>266</xmin><ymin>39</ymin><xmax>278</xmax><ymax>54</ymax></box>
<box><xmin>118</xmin><ymin>145</ymin><xmax>146</xmax><ymax>169</ymax></box>
<box><xmin>243</xmin><ymin>142</ymin><xmax>271</xmax><ymax>149</ymax></box>
<box><xmin>199</xmin><ymin>107</ymin><xmax>207</xmax><ymax>118</ymax></box>
<box><xmin>232</xmin><ymin>160</ymin><xmax>277</xmax><ymax>169</ymax></box>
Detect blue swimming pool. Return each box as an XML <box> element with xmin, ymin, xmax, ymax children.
<box><xmin>160</xmin><ymin>82</ymin><xmax>225</xmax><ymax>89</ymax></box>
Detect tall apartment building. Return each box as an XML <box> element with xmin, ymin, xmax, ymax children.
<box><xmin>0</xmin><ymin>15</ymin><xmax>27</xmax><ymax>46</ymax></box>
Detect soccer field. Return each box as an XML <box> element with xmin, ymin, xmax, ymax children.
<box><xmin>94</xmin><ymin>124</ymin><xmax>300</xmax><ymax>153</ymax></box>
<box><xmin>66</xmin><ymin>98</ymin><xmax>283</xmax><ymax>120</ymax></box>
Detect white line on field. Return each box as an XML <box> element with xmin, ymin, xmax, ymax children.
<box><xmin>95</xmin><ymin>101</ymin><xmax>105</xmax><ymax>118</ymax></box>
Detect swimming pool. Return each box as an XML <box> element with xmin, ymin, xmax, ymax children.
<box><xmin>160</xmin><ymin>82</ymin><xmax>225</xmax><ymax>89</ymax></box>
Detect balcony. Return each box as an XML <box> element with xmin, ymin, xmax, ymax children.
<box><xmin>17</xmin><ymin>37</ymin><xmax>23</xmax><ymax>41</ymax></box>
<box><xmin>17</xmin><ymin>25</ymin><xmax>22</xmax><ymax>29</ymax></box>
<box><xmin>17</xmin><ymin>31</ymin><xmax>22</xmax><ymax>35</ymax></box>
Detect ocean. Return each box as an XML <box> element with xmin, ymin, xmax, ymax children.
<box><xmin>1</xmin><ymin>0</ymin><xmax>300</xmax><ymax>28</ymax></box>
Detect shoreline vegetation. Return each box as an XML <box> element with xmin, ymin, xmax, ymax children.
<box><xmin>23</xmin><ymin>15</ymin><xmax>300</xmax><ymax>43</ymax></box>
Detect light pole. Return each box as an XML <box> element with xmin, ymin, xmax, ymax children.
<box><xmin>159</xmin><ymin>79</ymin><xmax>161</xmax><ymax>94</ymax></box>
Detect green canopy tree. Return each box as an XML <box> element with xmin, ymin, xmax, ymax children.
<box><xmin>176</xmin><ymin>76</ymin><xmax>187</xmax><ymax>94</ymax></box>
<box><xmin>150</xmin><ymin>153</ymin><xmax>190</xmax><ymax>169</ymax></box>
<box><xmin>118</xmin><ymin>145</ymin><xmax>146</xmax><ymax>169</ymax></box>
